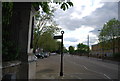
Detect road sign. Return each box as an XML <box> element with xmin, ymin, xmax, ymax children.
<box><xmin>54</xmin><ymin>35</ymin><xmax>62</xmax><ymax>39</ymax></box>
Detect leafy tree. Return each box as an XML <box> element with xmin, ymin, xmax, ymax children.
<box><xmin>77</xmin><ymin>43</ymin><xmax>88</xmax><ymax>51</ymax></box>
<box><xmin>37</xmin><ymin>31</ymin><xmax>58</xmax><ymax>52</ymax></box>
<box><xmin>33</xmin><ymin>1</ymin><xmax>73</xmax><ymax>52</ymax></box>
<box><xmin>2</xmin><ymin>3</ymin><xmax>19</xmax><ymax>61</ymax></box>
<box><xmin>33</xmin><ymin>22</ymin><xmax>61</xmax><ymax>52</ymax></box>
<box><xmin>68</xmin><ymin>46</ymin><xmax>74</xmax><ymax>54</ymax></box>
<box><xmin>76</xmin><ymin>43</ymin><xmax>89</xmax><ymax>55</ymax></box>
<box><xmin>2</xmin><ymin>2</ymin><xmax>73</xmax><ymax>61</ymax></box>
<box><xmin>63</xmin><ymin>47</ymin><xmax>68</xmax><ymax>53</ymax></box>
<box><xmin>56</xmin><ymin>41</ymin><xmax>61</xmax><ymax>54</ymax></box>
<box><xmin>32</xmin><ymin>1</ymin><xmax>73</xmax><ymax>14</ymax></box>
<box><xmin>99</xmin><ymin>18</ymin><xmax>120</xmax><ymax>55</ymax></box>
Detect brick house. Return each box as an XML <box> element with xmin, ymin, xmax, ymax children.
<box><xmin>91</xmin><ymin>37</ymin><xmax>120</xmax><ymax>57</ymax></box>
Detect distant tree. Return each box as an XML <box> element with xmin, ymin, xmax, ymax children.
<box><xmin>55</xmin><ymin>41</ymin><xmax>61</xmax><ymax>54</ymax></box>
<box><xmin>77</xmin><ymin>43</ymin><xmax>88</xmax><ymax>51</ymax></box>
<box><xmin>63</xmin><ymin>47</ymin><xmax>68</xmax><ymax>53</ymax></box>
<box><xmin>37</xmin><ymin>31</ymin><xmax>58</xmax><ymax>52</ymax></box>
<box><xmin>76</xmin><ymin>43</ymin><xmax>89</xmax><ymax>55</ymax></box>
<box><xmin>69</xmin><ymin>46</ymin><xmax>75</xmax><ymax>54</ymax></box>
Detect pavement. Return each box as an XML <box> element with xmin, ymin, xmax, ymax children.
<box><xmin>35</xmin><ymin>54</ymin><xmax>119</xmax><ymax>80</ymax></box>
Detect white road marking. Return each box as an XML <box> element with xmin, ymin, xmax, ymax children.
<box><xmin>82</xmin><ymin>65</ymin><xmax>88</xmax><ymax>70</ymax></box>
<box><xmin>104</xmin><ymin>74</ymin><xmax>111</xmax><ymax>79</ymax></box>
<box><xmin>65</xmin><ymin>56</ymin><xmax>113</xmax><ymax>79</ymax></box>
<box><xmin>82</xmin><ymin>65</ymin><xmax>112</xmax><ymax>79</ymax></box>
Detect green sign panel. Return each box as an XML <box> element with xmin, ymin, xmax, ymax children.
<box><xmin>54</xmin><ymin>35</ymin><xmax>62</xmax><ymax>39</ymax></box>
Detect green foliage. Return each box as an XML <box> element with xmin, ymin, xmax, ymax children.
<box><xmin>61</xmin><ymin>2</ymin><xmax>73</xmax><ymax>10</ymax></box>
<box><xmin>32</xmin><ymin>2</ymin><xmax>50</xmax><ymax>14</ymax></box>
<box><xmin>56</xmin><ymin>41</ymin><xmax>61</xmax><ymax>54</ymax></box>
<box><xmin>75</xmin><ymin>43</ymin><xmax>89</xmax><ymax>55</ymax></box>
<box><xmin>33</xmin><ymin>5</ymin><xmax>61</xmax><ymax>51</ymax></box>
<box><xmin>33</xmin><ymin>24</ymin><xmax>61</xmax><ymax>51</ymax></box>
<box><xmin>99</xmin><ymin>18</ymin><xmax>120</xmax><ymax>40</ymax></box>
<box><xmin>68</xmin><ymin>43</ymin><xmax>89</xmax><ymax>55</ymax></box>
<box><xmin>56</xmin><ymin>2</ymin><xmax>73</xmax><ymax>11</ymax></box>
<box><xmin>68</xmin><ymin>46</ymin><xmax>74</xmax><ymax>54</ymax></box>
<box><xmin>33</xmin><ymin>1</ymin><xmax>73</xmax><ymax>51</ymax></box>
<box><xmin>32</xmin><ymin>1</ymin><xmax>73</xmax><ymax>14</ymax></box>
<box><xmin>113</xmin><ymin>53</ymin><xmax>120</xmax><ymax>58</ymax></box>
<box><xmin>63</xmin><ymin>47</ymin><xmax>68</xmax><ymax>53</ymax></box>
<box><xmin>99</xmin><ymin>18</ymin><xmax>120</xmax><ymax>50</ymax></box>
<box><xmin>99</xmin><ymin>18</ymin><xmax>120</xmax><ymax>49</ymax></box>
<box><xmin>2</xmin><ymin>1</ymin><xmax>74</xmax><ymax>61</ymax></box>
<box><xmin>2</xmin><ymin>3</ymin><xmax>19</xmax><ymax>61</ymax></box>
<box><xmin>2</xmin><ymin>38</ymin><xmax>19</xmax><ymax>61</ymax></box>
<box><xmin>2</xmin><ymin>2</ymin><xmax>13</xmax><ymax>25</ymax></box>
<box><xmin>37</xmin><ymin>31</ymin><xmax>58</xmax><ymax>52</ymax></box>
<box><xmin>77</xmin><ymin>43</ymin><xmax>88</xmax><ymax>52</ymax></box>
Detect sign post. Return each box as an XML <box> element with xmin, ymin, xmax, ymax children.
<box><xmin>60</xmin><ymin>31</ymin><xmax>64</xmax><ymax>76</ymax></box>
<box><xmin>53</xmin><ymin>31</ymin><xmax>64</xmax><ymax>76</ymax></box>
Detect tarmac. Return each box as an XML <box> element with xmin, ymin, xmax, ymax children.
<box><xmin>34</xmin><ymin>55</ymin><xmax>119</xmax><ymax>80</ymax></box>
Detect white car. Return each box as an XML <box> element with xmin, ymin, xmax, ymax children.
<box><xmin>50</xmin><ymin>53</ymin><xmax>57</xmax><ymax>55</ymax></box>
<box><xmin>28</xmin><ymin>55</ymin><xmax>38</xmax><ymax>62</ymax></box>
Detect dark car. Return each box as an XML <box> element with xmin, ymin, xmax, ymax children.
<box><xmin>35</xmin><ymin>53</ymin><xmax>44</xmax><ymax>59</ymax></box>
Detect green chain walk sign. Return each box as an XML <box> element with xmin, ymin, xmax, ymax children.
<box><xmin>53</xmin><ymin>31</ymin><xmax>64</xmax><ymax>76</ymax></box>
<box><xmin>54</xmin><ymin>35</ymin><xmax>62</xmax><ymax>39</ymax></box>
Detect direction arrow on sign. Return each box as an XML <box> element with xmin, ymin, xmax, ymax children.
<box><xmin>54</xmin><ymin>35</ymin><xmax>62</xmax><ymax>39</ymax></box>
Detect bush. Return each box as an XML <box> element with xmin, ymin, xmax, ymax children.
<box><xmin>2</xmin><ymin>39</ymin><xmax>19</xmax><ymax>61</ymax></box>
<box><xmin>113</xmin><ymin>53</ymin><xmax>120</xmax><ymax>58</ymax></box>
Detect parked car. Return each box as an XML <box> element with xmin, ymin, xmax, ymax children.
<box><xmin>28</xmin><ymin>55</ymin><xmax>38</xmax><ymax>62</ymax></box>
<box><xmin>33</xmin><ymin>55</ymin><xmax>38</xmax><ymax>61</ymax></box>
<box><xmin>44</xmin><ymin>52</ymin><xmax>49</xmax><ymax>58</ymax></box>
<box><xmin>50</xmin><ymin>52</ymin><xmax>57</xmax><ymax>55</ymax></box>
<box><xmin>35</xmin><ymin>53</ymin><xmax>44</xmax><ymax>59</ymax></box>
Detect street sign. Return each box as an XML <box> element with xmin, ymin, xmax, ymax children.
<box><xmin>54</xmin><ymin>35</ymin><xmax>62</xmax><ymax>39</ymax></box>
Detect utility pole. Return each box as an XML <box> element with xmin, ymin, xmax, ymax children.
<box><xmin>88</xmin><ymin>35</ymin><xmax>89</xmax><ymax>57</ymax></box>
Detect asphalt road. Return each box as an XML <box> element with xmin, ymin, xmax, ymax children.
<box><xmin>36</xmin><ymin>54</ymin><xmax>119</xmax><ymax>80</ymax></box>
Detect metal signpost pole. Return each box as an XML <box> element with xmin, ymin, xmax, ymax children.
<box><xmin>53</xmin><ymin>31</ymin><xmax>64</xmax><ymax>76</ymax></box>
<box><xmin>60</xmin><ymin>31</ymin><xmax>64</xmax><ymax>76</ymax></box>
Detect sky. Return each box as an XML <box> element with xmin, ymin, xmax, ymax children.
<box><xmin>53</xmin><ymin>0</ymin><xmax>118</xmax><ymax>49</ymax></box>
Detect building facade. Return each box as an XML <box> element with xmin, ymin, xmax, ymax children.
<box><xmin>91</xmin><ymin>37</ymin><xmax>120</xmax><ymax>57</ymax></box>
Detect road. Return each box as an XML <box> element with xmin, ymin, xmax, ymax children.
<box><xmin>36</xmin><ymin>54</ymin><xmax>119</xmax><ymax>80</ymax></box>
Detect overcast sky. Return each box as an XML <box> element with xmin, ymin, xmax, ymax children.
<box><xmin>53</xmin><ymin>0</ymin><xmax>118</xmax><ymax>49</ymax></box>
